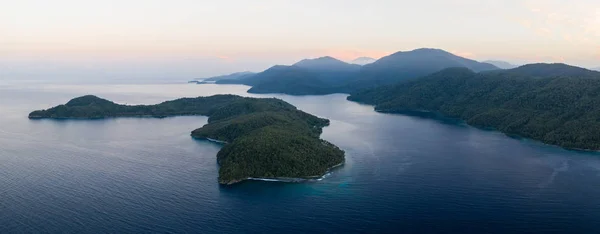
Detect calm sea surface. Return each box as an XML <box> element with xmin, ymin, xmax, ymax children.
<box><xmin>1</xmin><ymin>82</ymin><xmax>599</xmax><ymax>233</ymax></box>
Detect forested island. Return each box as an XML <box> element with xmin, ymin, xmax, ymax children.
<box><xmin>348</xmin><ymin>64</ymin><xmax>600</xmax><ymax>150</ymax></box>
<box><xmin>29</xmin><ymin>95</ymin><xmax>345</xmax><ymax>184</ymax></box>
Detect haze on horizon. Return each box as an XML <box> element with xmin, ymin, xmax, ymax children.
<box><xmin>1</xmin><ymin>0</ymin><xmax>599</xmax><ymax>81</ymax></box>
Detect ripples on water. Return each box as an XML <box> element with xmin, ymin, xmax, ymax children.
<box><xmin>0</xmin><ymin>83</ymin><xmax>599</xmax><ymax>233</ymax></box>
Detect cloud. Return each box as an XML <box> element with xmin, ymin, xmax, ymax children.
<box><xmin>536</xmin><ymin>27</ymin><xmax>552</xmax><ymax>37</ymax></box>
<box><xmin>216</xmin><ymin>55</ymin><xmax>234</xmax><ymax>61</ymax></box>
<box><xmin>518</xmin><ymin>0</ymin><xmax>600</xmax><ymax>43</ymax></box>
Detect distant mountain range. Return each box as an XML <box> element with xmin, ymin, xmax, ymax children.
<box><xmin>593</xmin><ymin>67</ymin><xmax>600</xmax><ymax>71</ymax></box>
<box><xmin>483</xmin><ymin>60</ymin><xmax>518</xmax><ymax>69</ymax></box>
<box><xmin>348</xmin><ymin>63</ymin><xmax>600</xmax><ymax>150</ymax></box>
<box><xmin>191</xmin><ymin>71</ymin><xmax>255</xmax><ymax>84</ymax></box>
<box><xmin>350</xmin><ymin>57</ymin><xmax>377</xmax><ymax>65</ymax></box>
<box><xmin>213</xmin><ymin>48</ymin><xmax>499</xmax><ymax>95</ymax></box>
<box><xmin>196</xmin><ymin>48</ymin><xmax>595</xmax><ymax>101</ymax></box>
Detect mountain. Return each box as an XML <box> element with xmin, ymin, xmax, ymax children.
<box><xmin>483</xmin><ymin>60</ymin><xmax>518</xmax><ymax>69</ymax></box>
<box><xmin>293</xmin><ymin>56</ymin><xmax>361</xmax><ymax>71</ymax></box>
<box><xmin>216</xmin><ymin>48</ymin><xmax>499</xmax><ymax>95</ymax></box>
<box><xmin>218</xmin><ymin>57</ymin><xmax>360</xmax><ymax>95</ymax></box>
<box><xmin>592</xmin><ymin>67</ymin><xmax>600</xmax><ymax>71</ymax></box>
<box><xmin>192</xmin><ymin>71</ymin><xmax>255</xmax><ymax>83</ymax></box>
<box><xmin>348</xmin><ymin>63</ymin><xmax>600</xmax><ymax>150</ymax></box>
<box><xmin>245</xmin><ymin>66</ymin><xmax>346</xmax><ymax>95</ymax></box>
<box><xmin>347</xmin><ymin>48</ymin><xmax>499</xmax><ymax>90</ymax></box>
<box><xmin>218</xmin><ymin>65</ymin><xmax>315</xmax><ymax>86</ymax></box>
<box><xmin>29</xmin><ymin>95</ymin><xmax>344</xmax><ymax>185</ymax></box>
<box><xmin>350</xmin><ymin>57</ymin><xmax>377</xmax><ymax>65</ymax></box>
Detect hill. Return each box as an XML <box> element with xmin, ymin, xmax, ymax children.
<box><xmin>348</xmin><ymin>64</ymin><xmax>600</xmax><ymax>150</ymax></box>
<box><xmin>483</xmin><ymin>60</ymin><xmax>518</xmax><ymax>69</ymax></box>
<box><xmin>350</xmin><ymin>57</ymin><xmax>377</xmax><ymax>65</ymax></box>
<box><xmin>191</xmin><ymin>71</ymin><xmax>256</xmax><ymax>84</ymax></box>
<box><xmin>29</xmin><ymin>95</ymin><xmax>345</xmax><ymax>184</ymax></box>
<box><xmin>345</xmin><ymin>48</ymin><xmax>499</xmax><ymax>90</ymax></box>
<box><xmin>218</xmin><ymin>57</ymin><xmax>360</xmax><ymax>95</ymax></box>
<box><xmin>489</xmin><ymin>63</ymin><xmax>600</xmax><ymax>78</ymax></box>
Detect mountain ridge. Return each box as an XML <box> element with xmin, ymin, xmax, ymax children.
<box><xmin>344</xmin><ymin>48</ymin><xmax>499</xmax><ymax>90</ymax></box>
<box><xmin>489</xmin><ymin>63</ymin><xmax>600</xmax><ymax>78</ymax></box>
<box><xmin>293</xmin><ymin>56</ymin><xmax>361</xmax><ymax>71</ymax></box>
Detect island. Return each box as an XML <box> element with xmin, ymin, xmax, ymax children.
<box><xmin>29</xmin><ymin>95</ymin><xmax>345</xmax><ymax>185</ymax></box>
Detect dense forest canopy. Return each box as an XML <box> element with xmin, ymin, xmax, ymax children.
<box><xmin>29</xmin><ymin>95</ymin><xmax>345</xmax><ymax>184</ymax></box>
<box><xmin>348</xmin><ymin>64</ymin><xmax>600</xmax><ymax>150</ymax></box>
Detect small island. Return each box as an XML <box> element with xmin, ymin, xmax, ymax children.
<box><xmin>29</xmin><ymin>95</ymin><xmax>345</xmax><ymax>184</ymax></box>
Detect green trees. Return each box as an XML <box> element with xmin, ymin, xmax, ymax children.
<box><xmin>348</xmin><ymin>65</ymin><xmax>600</xmax><ymax>150</ymax></box>
<box><xmin>216</xmin><ymin>126</ymin><xmax>344</xmax><ymax>184</ymax></box>
<box><xmin>29</xmin><ymin>94</ymin><xmax>345</xmax><ymax>184</ymax></box>
<box><xmin>28</xmin><ymin>95</ymin><xmax>244</xmax><ymax>118</ymax></box>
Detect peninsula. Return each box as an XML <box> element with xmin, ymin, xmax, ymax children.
<box><xmin>29</xmin><ymin>95</ymin><xmax>345</xmax><ymax>184</ymax></box>
<box><xmin>348</xmin><ymin>64</ymin><xmax>600</xmax><ymax>151</ymax></box>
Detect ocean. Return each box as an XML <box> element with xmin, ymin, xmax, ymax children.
<box><xmin>1</xmin><ymin>81</ymin><xmax>599</xmax><ymax>233</ymax></box>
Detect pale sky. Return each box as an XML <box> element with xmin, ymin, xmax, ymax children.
<box><xmin>1</xmin><ymin>0</ymin><xmax>599</xmax><ymax>80</ymax></box>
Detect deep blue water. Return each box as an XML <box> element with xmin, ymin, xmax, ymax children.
<box><xmin>1</xmin><ymin>82</ymin><xmax>600</xmax><ymax>233</ymax></box>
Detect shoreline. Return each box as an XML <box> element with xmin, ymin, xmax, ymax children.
<box><xmin>28</xmin><ymin>114</ymin><xmax>208</xmax><ymax>120</ymax></box>
<box><xmin>205</xmin><ymin>137</ymin><xmax>228</xmax><ymax>144</ymax></box>
<box><xmin>370</xmin><ymin>107</ymin><xmax>600</xmax><ymax>154</ymax></box>
<box><xmin>190</xmin><ymin>135</ymin><xmax>229</xmax><ymax>144</ymax></box>
<box><xmin>224</xmin><ymin>161</ymin><xmax>345</xmax><ymax>185</ymax></box>
<box><xmin>347</xmin><ymin>96</ymin><xmax>600</xmax><ymax>153</ymax></box>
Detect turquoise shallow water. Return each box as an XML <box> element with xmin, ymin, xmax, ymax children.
<box><xmin>1</xmin><ymin>83</ymin><xmax>600</xmax><ymax>233</ymax></box>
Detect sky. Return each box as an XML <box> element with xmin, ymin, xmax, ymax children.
<box><xmin>1</xmin><ymin>0</ymin><xmax>599</xmax><ymax>81</ymax></box>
